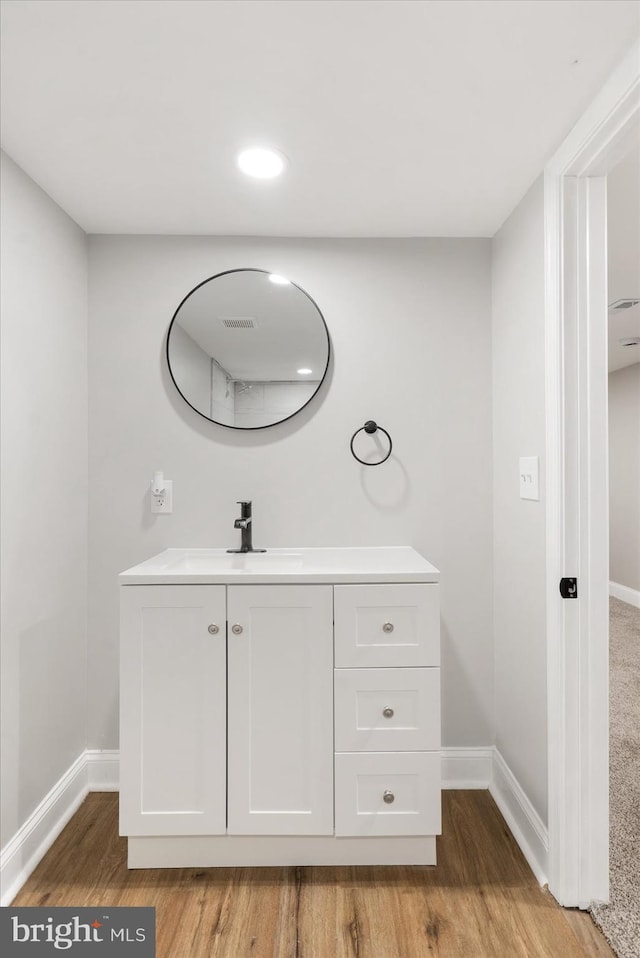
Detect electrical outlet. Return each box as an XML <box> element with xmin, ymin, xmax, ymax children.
<box><xmin>151</xmin><ymin>479</ymin><xmax>173</xmax><ymax>514</ymax></box>
<box><xmin>519</xmin><ymin>457</ymin><xmax>539</xmax><ymax>500</ymax></box>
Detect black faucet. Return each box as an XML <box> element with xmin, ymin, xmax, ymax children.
<box><xmin>227</xmin><ymin>501</ymin><xmax>266</xmax><ymax>553</ymax></box>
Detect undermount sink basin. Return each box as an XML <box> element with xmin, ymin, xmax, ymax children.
<box><xmin>119</xmin><ymin>546</ymin><xmax>440</xmax><ymax>584</ymax></box>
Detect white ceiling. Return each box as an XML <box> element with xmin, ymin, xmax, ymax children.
<box><xmin>1</xmin><ymin>0</ymin><xmax>639</xmax><ymax>237</ymax></box>
<box><xmin>608</xmin><ymin>143</ymin><xmax>640</xmax><ymax>373</ymax></box>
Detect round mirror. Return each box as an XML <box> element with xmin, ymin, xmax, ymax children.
<box><xmin>166</xmin><ymin>269</ymin><xmax>330</xmax><ymax>428</ymax></box>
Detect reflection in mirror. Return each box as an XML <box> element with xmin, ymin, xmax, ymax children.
<box><xmin>167</xmin><ymin>269</ymin><xmax>330</xmax><ymax>428</ymax></box>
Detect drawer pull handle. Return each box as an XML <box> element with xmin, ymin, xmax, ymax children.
<box><xmin>232</xmin><ymin>624</ymin><xmax>243</xmax><ymax>635</ymax></box>
<box><xmin>383</xmin><ymin>790</ymin><xmax>395</xmax><ymax>804</ymax></box>
<box><xmin>382</xmin><ymin>622</ymin><xmax>394</xmax><ymax>634</ymax></box>
<box><xmin>207</xmin><ymin>624</ymin><xmax>219</xmax><ymax>635</ymax></box>
<box><xmin>382</xmin><ymin>706</ymin><xmax>394</xmax><ymax>718</ymax></box>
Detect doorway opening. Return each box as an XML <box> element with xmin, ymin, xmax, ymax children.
<box><xmin>587</xmin><ymin>144</ymin><xmax>640</xmax><ymax>951</ymax></box>
<box><xmin>544</xmin><ymin>40</ymin><xmax>639</xmax><ymax>909</ymax></box>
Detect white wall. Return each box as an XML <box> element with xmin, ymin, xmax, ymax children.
<box><xmin>609</xmin><ymin>363</ymin><xmax>640</xmax><ymax>592</ymax></box>
<box><xmin>212</xmin><ymin>360</ymin><xmax>235</xmax><ymax>426</ymax></box>
<box><xmin>0</xmin><ymin>152</ymin><xmax>88</xmax><ymax>847</ymax></box>
<box><xmin>87</xmin><ymin>236</ymin><xmax>494</xmax><ymax>752</ymax></box>
<box><xmin>607</xmin><ymin>144</ymin><xmax>640</xmax><ymax>374</ymax></box>
<box><xmin>492</xmin><ymin>177</ymin><xmax>548</xmax><ymax>824</ymax></box>
<box><xmin>234</xmin><ymin>380</ymin><xmax>317</xmax><ymax>428</ymax></box>
<box><xmin>168</xmin><ymin>324</ymin><xmax>214</xmax><ymax>418</ymax></box>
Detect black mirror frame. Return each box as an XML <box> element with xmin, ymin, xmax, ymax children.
<box><xmin>166</xmin><ymin>268</ymin><xmax>331</xmax><ymax>430</ymax></box>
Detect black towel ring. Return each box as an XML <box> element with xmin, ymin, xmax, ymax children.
<box><xmin>350</xmin><ymin>420</ymin><xmax>393</xmax><ymax>466</ymax></box>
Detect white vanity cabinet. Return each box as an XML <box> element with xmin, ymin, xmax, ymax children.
<box><xmin>119</xmin><ymin>546</ymin><xmax>440</xmax><ymax>868</ymax></box>
<box><xmin>120</xmin><ymin>584</ymin><xmax>333</xmax><ymax>838</ymax></box>
<box><xmin>333</xmin><ymin>583</ymin><xmax>441</xmax><ymax>838</ymax></box>
<box><xmin>226</xmin><ymin>585</ymin><xmax>334</xmax><ymax>835</ymax></box>
<box><xmin>119</xmin><ymin>585</ymin><xmax>227</xmax><ymax>836</ymax></box>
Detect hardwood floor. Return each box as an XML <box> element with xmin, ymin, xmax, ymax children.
<box><xmin>11</xmin><ymin>791</ymin><xmax>614</xmax><ymax>957</ymax></box>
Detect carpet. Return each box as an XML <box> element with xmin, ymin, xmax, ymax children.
<box><xmin>590</xmin><ymin>596</ymin><xmax>640</xmax><ymax>958</ymax></box>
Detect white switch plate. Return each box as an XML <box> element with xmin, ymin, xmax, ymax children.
<box><xmin>519</xmin><ymin>457</ymin><xmax>539</xmax><ymax>500</ymax></box>
<box><xmin>151</xmin><ymin>479</ymin><xmax>173</xmax><ymax>513</ymax></box>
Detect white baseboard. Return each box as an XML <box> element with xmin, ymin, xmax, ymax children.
<box><xmin>86</xmin><ymin>749</ymin><xmax>120</xmax><ymax>791</ymax></box>
<box><xmin>1</xmin><ymin>746</ymin><xmax>548</xmax><ymax>903</ymax></box>
<box><xmin>609</xmin><ymin>580</ymin><xmax>640</xmax><ymax>608</ymax></box>
<box><xmin>444</xmin><ymin>746</ymin><xmax>548</xmax><ymax>886</ymax></box>
<box><xmin>0</xmin><ymin>750</ymin><xmax>119</xmax><ymax>906</ymax></box>
<box><xmin>490</xmin><ymin>748</ymin><xmax>549</xmax><ymax>886</ymax></box>
<box><xmin>442</xmin><ymin>747</ymin><xmax>493</xmax><ymax>788</ymax></box>
<box><xmin>0</xmin><ymin>752</ymin><xmax>89</xmax><ymax>906</ymax></box>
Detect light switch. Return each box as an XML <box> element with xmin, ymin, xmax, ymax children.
<box><xmin>519</xmin><ymin>457</ymin><xmax>539</xmax><ymax>500</ymax></box>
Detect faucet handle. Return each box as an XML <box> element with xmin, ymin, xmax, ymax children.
<box><xmin>237</xmin><ymin>500</ymin><xmax>252</xmax><ymax>505</ymax></box>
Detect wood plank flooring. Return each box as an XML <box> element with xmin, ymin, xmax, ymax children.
<box><xmin>11</xmin><ymin>791</ymin><xmax>614</xmax><ymax>957</ymax></box>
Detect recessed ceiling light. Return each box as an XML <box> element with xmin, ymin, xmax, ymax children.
<box><xmin>237</xmin><ymin>147</ymin><xmax>286</xmax><ymax>179</ymax></box>
<box><xmin>297</xmin><ymin>368</ymin><xmax>312</xmax><ymax>375</ymax></box>
<box><xmin>269</xmin><ymin>274</ymin><xmax>290</xmax><ymax>285</ymax></box>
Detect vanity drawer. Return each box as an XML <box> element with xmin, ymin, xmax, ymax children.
<box><xmin>335</xmin><ymin>668</ymin><xmax>440</xmax><ymax>752</ymax></box>
<box><xmin>334</xmin><ymin>584</ymin><xmax>439</xmax><ymax>668</ymax></box>
<box><xmin>335</xmin><ymin>751</ymin><xmax>441</xmax><ymax>837</ymax></box>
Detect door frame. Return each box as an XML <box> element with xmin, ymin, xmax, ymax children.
<box><xmin>544</xmin><ymin>40</ymin><xmax>639</xmax><ymax>908</ymax></box>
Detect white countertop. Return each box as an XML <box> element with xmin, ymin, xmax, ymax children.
<box><xmin>119</xmin><ymin>546</ymin><xmax>440</xmax><ymax>585</ymax></box>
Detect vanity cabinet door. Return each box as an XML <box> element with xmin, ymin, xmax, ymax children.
<box><xmin>227</xmin><ymin>585</ymin><xmax>334</xmax><ymax>835</ymax></box>
<box><xmin>119</xmin><ymin>585</ymin><xmax>226</xmax><ymax>836</ymax></box>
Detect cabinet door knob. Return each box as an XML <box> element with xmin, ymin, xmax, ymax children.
<box><xmin>231</xmin><ymin>624</ymin><xmax>243</xmax><ymax>635</ymax></box>
<box><xmin>382</xmin><ymin>706</ymin><xmax>394</xmax><ymax>718</ymax></box>
<box><xmin>382</xmin><ymin>622</ymin><xmax>394</xmax><ymax>633</ymax></box>
<box><xmin>207</xmin><ymin>624</ymin><xmax>219</xmax><ymax>635</ymax></box>
<box><xmin>383</xmin><ymin>790</ymin><xmax>395</xmax><ymax>804</ymax></box>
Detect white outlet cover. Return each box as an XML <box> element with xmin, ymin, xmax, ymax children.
<box><xmin>151</xmin><ymin>479</ymin><xmax>173</xmax><ymax>514</ymax></box>
<box><xmin>519</xmin><ymin>457</ymin><xmax>539</xmax><ymax>500</ymax></box>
